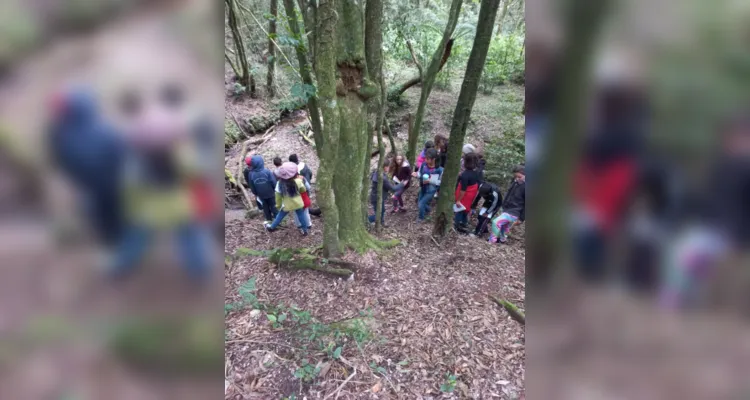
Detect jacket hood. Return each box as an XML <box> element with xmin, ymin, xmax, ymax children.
<box><xmin>57</xmin><ymin>87</ymin><xmax>99</xmax><ymax>125</ymax></box>
<box><xmin>250</xmin><ymin>155</ymin><xmax>265</xmax><ymax>171</ymax></box>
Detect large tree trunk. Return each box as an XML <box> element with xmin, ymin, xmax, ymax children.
<box><xmin>433</xmin><ymin>0</ymin><xmax>501</xmax><ymax>236</ymax></box>
<box><xmin>267</xmin><ymin>0</ymin><xmax>278</xmax><ymax>97</ymax></box>
<box><xmin>313</xmin><ymin>0</ymin><xmax>342</xmax><ymax>257</ymax></box>
<box><xmin>405</xmin><ymin>0</ymin><xmax>463</xmax><ymax>166</ymax></box>
<box><xmin>226</xmin><ymin>0</ymin><xmax>255</xmax><ymax>96</ymax></box>
<box><xmin>283</xmin><ymin>0</ymin><xmax>324</xmax><ymax>157</ymax></box>
<box><xmin>527</xmin><ymin>0</ymin><xmax>612</xmax><ymax>294</ymax></box>
<box><xmin>365</xmin><ymin>0</ymin><xmax>386</xmax><ymax>233</ymax></box>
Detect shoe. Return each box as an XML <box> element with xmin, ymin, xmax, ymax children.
<box><xmin>300</xmin><ymin>229</ymin><xmax>308</xmax><ymax>236</ymax></box>
<box><xmin>263</xmin><ymin>222</ymin><xmax>275</xmax><ymax>232</ymax></box>
<box><xmin>398</xmin><ymin>208</ymin><xmax>407</xmax><ymax>213</ymax></box>
<box><xmin>391</xmin><ymin>207</ymin><xmax>398</xmax><ymax>213</ymax></box>
<box><xmin>469</xmin><ymin>233</ymin><xmax>477</xmax><ymax>238</ymax></box>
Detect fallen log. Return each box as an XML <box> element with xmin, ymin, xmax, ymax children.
<box><xmin>490</xmin><ymin>296</ymin><xmax>525</xmax><ymax>325</ymax></box>
<box><xmin>236</xmin><ymin>247</ymin><xmax>355</xmax><ymax>278</ymax></box>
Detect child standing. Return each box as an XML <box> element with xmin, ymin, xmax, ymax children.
<box><xmin>412</xmin><ymin>148</ymin><xmax>443</xmax><ymax>222</ymax></box>
<box><xmin>244</xmin><ymin>155</ymin><xmax>278</xmax><ymax>223</ymax></box>
<box><xmin>489</xmin><ymin>165</ymin><xmax>526</xmax><ymax>244</ymax></box>
<box><xmin>272</xmin><ymin>156</ymin><xmax>282</xmax><ymax>176</ymax></box>
<box><xmin>415</xmin><ymin>140</ymin><xmax>434</xmax><ymax>170</ymax></box>
<box><xmin>368</xmin><ymin>162</ymin><xmax>401</xmax><ymax>224</ymax></box>
<box><xmin>264</xmin><ymin>162</ymin><xmax>310</xmax><ymax>236</ymax></box>
<box><xmin>454</xmin><ymin>153</ymin><xmax>482</xmax><ymax>232</ymax></box>
<box><xmin>389</xmin><ymin>154</ymin><xmax>412</xmax><ymax>213</ymax></box>
<box><xmin>434</xmin><ymin>134</ymin><xmax>448</xmax><ymax>168</ymax></box>
<box><xmin>471</xmin><ymin>181</ymin><xmax>502</xmax><ymax>237</ymax></box>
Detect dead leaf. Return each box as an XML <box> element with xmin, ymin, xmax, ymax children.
<box><xmin>372</xmin><ymin>380</ymin><xmax>382</xmax><ymax>393</ymax></box>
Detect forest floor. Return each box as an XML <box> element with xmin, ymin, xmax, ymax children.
<box><xmin>224</xmin><ymin>82</ymin><xmax>527</xmax><ymax>399</ymax></box>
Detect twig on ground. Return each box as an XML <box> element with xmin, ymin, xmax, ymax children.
<box><xmin>225</xmin><ymin>339</ymin><xmax>300</xmax><ymax>350</ymax></box>
<box><xmin>324</xmin><ymin>368</ymin><xmax>357</xmax><ymax>400</ymax></box>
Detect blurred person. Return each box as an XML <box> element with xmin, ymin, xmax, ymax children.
<box><xmin>524</xmin><ymin>39</ymin><xmax>558</xmax><ymax>185</ymax></box>
<box><xmin>288</xmin><ymin>153</ymin><xmax>315</xmax><ymax>224</ymax></box>
<box><xmin>662</xmin><ymin>113</ymin><xmax>750</xmax><ymax>311</ymax></box>
<box><xmin>368</xmin><ymin>161</ymin><xmax>401</xmax><ymax>225</ymax></box>
<box><xmin>412</xmin><ymin>148</ymin><xmax>443</xmax><ymax>222</ymax></box>
<box><xmin>189</xmin><ymin>114</ymin><xmax>223</xmax><ymax>239</ymax></box>
<box><xmin>288</xmin><ymin>153</ymin><xmax>313</xmax><ymax>184</ymax></box>
<box><xmin>415</xmin><ymin>140</ymin><xmax>434</xmax><ymax>170</ymax></box>
<box><xmin>47</xmin><ymin>85</ymin><xmax>125</xmax><ymax>247</ymax></box>
<box><xmin>105</xmin><ymin>86</ymin><xmax>214</xmax><ymax>283</ymax></box>
<box><xmin>272</xmin><ymin>155</ymin><xmax>282</xmax><ymax>175</ymax></box>
<box><xmin>572</xmin><ymin>81</ymin><xmax>645</xmax><ymax>283</ymax></box>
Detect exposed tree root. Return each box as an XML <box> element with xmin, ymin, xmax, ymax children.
<box><xmin>490</xmin><ymin>295</ymin><xmax>525</xmax><ymax>325</ymax></box>
<box><xmin>340</xmin><ymin>229</ymin><xmax>400</xmax><ymax>254</ymax></box>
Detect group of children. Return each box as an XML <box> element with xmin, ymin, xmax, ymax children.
<box><xmin>246</xmin><ymin>135</ymin><xmax>526</xmax><ymax>244</ymax></box>
<box><xmin>243</xmin><ymin>153</ymin><xmax>314</xmax><ymax>236</ymax></box>
<box><xmin>371</xmin><ymin>134</ymin><xmax>526</xmax><ymax>244</ymax></box>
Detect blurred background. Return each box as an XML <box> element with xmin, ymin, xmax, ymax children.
<box><xmin>527</xmin><ymin>0</ymin><xmax>750</xmax><ymax>398</ymax></box>
<box><xmin>0</xmin><ymin>0</ymin><xmax>224</xmax><ymax>399</ymax></box>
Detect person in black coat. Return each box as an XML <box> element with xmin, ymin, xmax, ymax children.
<box><xmin>471</xmin><ymin>181</ymin><xmax>503</xmax><ymax>237</ymax></box>
<box><xmin>47</xmin><ymin>86</ymin><xmax>125</xmax><ymax>246</ymax></box>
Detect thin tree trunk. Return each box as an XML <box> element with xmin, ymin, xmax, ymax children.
<box><xmin>495</xmin><ymin>0</ymin><xmax>512</xmax><ymax>37</ymax></box>
<box><xmin>314</xmin><ymin>0</ymin><xmax>341</xmax><ymax>257</ymax></box>
<box><xmin>433</xmin><ymin>0</ymin><xmax>501</xmax><ymax>237</ymax></box>
<box><xmin>527</xmin><ymin>0</ymin><xmax>612</xmax><ymax>293</ymax></box>
<box><xmin>297</xmin><ymin>0</ymin><xmax>317</xmax><ymax>66</ymax></box>
<box><xmin>282</xmin><ymin>0</ymin><xmax>324</xmax><ymax>157</ymax></box>
<box><xmin>389</xmin><ymin>39</ymin><xmax>454</xmax><ymax>100</ymax></box>
<box><xmin>226</xmin><ymin>0</ymin><xmax>254</xmax><ymax>95</ymax></box>
<box><xmin>267</xmin><ymin>0</ymin><xmax>278</xmax><ymax>97</ymax></box>
<box><xmin>406</xmin><ymin>0</ymin><xmax>463</xmax><ymax>166</ymax></box>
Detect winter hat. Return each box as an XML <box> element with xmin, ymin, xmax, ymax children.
<box><xmin>245</xmin><ymin>155</ymin><xmax>253</xmax><ymax>166</ymax></box>
<box><xmin>462</xmin><ymin>144</ymin><xmax>476</xmax><ymax>155</ymax></box>
<box><xmin>276</xmin><ymin>162</ymin><xmax>299</xmax><ymax>179</ymax></box>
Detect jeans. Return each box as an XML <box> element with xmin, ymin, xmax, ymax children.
<box><xmin>368</xmin><ymin>199</ymin><xmax>386</xmax><ymax>224</ymax></box>
<box><xmin>256</xmin><ymin>197</ymin><xmax>278</xmax><ymax>222</ymax></box>
<box><xmin>109</xmin><ymin>224</ymin><xmax>211</xmax><ymax>281</ymax></box>
<box><xmin>270</xmin><ymin>208</ymin><xmax>309</xmax><ymax>232</ymax></box>
<box><xmin>292</xmin><ymin>208</ymin><xmax>311</xmax><ymax>228</ymax></box>
<box><xmin>417</xmin><ymin>187</ymin><xmax>436</xmax><ymax>220</ymax></box>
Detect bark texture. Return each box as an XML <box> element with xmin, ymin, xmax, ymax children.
<box><xmin>527</xmin><ymin>0</ymin><xmax>612</xmax><ymax>293</ymax></box>
<box><xmin>433</xmin><ymin>0</ymin><xmax>501</xmax><ymax>236</ymax></box>
<box><xmin>267</xmin><ymin>0</ymin><xmax>278</xmax><ymax>97</ymax></box>
<box><xmin>405</xmin><ymin>0</ymin><xmax>463</xmax><ymax>166</ymax></box>
<box><xmin>314</xmin><ymin>0</ymin><xmax>342</xmax><ymax>256</ymax></box>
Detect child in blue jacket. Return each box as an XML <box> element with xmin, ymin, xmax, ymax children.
<box><xmin>244</xmin><ymin>155</ymin><xmax>278</xmax><ymax>222</ymax></box>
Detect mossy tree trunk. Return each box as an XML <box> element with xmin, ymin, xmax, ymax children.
<box><xmin>267</xmin><ymin>0</ymin><xmax>278</xmax><ymax>97</ymax></box>
<box><xmin>283</xmin><ymin>0</ymin><xmax>324</xmax><ymax>157</ymax></box>
<box><xmin>433</xmin><ymin>0</ymin><xmax>501</xmax><ymax>237</ymax></box>
<box><xmin>313</xmin><ymin>0</ymin><xmax>342</xmax><ymax>257</ymax></box>
<box><xmin>297</xmin><ymin>0</ymin><xmax>317</xmax><ymax>67</ymax></box>
<box><xmin>365</xmin><ymin>0</ymin><xmax>386</xmax><ymax>233</ymax></box>
<box><xmin>405</xmin><ymin>0</ymin><xmax>463</xmax><ymax>166</ymax></box>
<box><xmin>527</xmin><ymin>0</ymin><xmax>612</xmax><ymax>293</ymax></box>
<box><xmin>226</xmin><ymin>0</ymin><xmax>255</xmax><ymax>96</ymax></box>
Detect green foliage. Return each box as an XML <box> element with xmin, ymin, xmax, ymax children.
<box><xmin>369</xmin><ymin>361</ymin><xmax>387</xmax><ymax>375</ymax></box>
<box><xmin>485</xmin><ymin>135</ymin><xmax>525</xmax><ymax>190</ymax></box>
<box><xmin>293</xmin><ymin>359</ymin><xmax>321</xmax><ymax>382</ymax></box>
<box><xmin>225</xmin><ymin>277</ymin><xmax>259</xmax><ymax>316</ymax></box>
<box><xmin>440</xmin><ymin>373</ymin><xmax>458</xmax><ymax>393</ymax></box>
<box><xmin>275</xmin><ymin>82</ymin><xmax>315</xmax><ymax>113</ymax></box>
<box><xmin>480</xmin><ymin>34</ymin><xmax>525</xmax><ymax>93</ymax></box>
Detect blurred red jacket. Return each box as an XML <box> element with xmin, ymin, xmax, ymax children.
<box><xmin>574</xmin><ymin>158</ymin><xmax>637</xmax><ymax>232</ymax></box>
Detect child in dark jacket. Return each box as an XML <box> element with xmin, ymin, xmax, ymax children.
<box><xmin>471</xmin><ymin>181</ymin><xmax>502</xmax><ymax>236</ymax></box>
<box><xmin>389</xmin><ymin>154</ymin><xmax>412</xmax><ymax>212</ymax></box>
<box><xmin>369</xmin><ymin>163</ymin><xmax>402</xmax><ymax>224</ymax></box>
<box><xmin>244</xmin><ymin>155</ymin><xmax>278</xmax><ymax>222</ymax></box>
<box><xmin>490</xmin><ymin>165</ymin><xmax>526</xmax><ymax>243</ymax></box>
<box><xmin>289</xmin><ymin>153</ymin><xmax>313</xmax><ymax>184</ymax></box>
